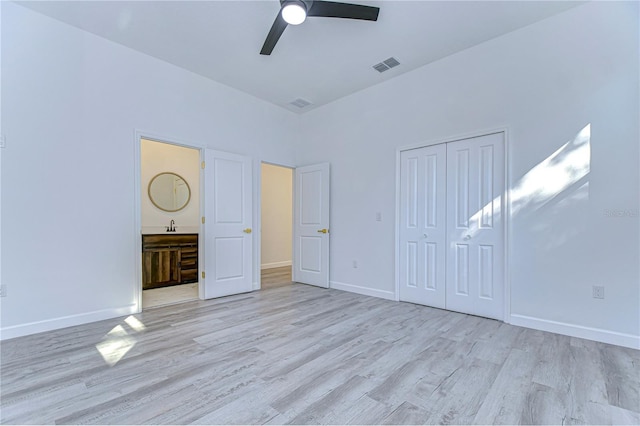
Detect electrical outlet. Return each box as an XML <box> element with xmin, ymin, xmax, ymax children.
<box><xmin>0</xmin><ymin>286</ymin><xmax>6</xmax><ymax>297</ymax></box>
<box><xmin>352</xmin><ymin>260</ymin><xmax>358</xmax><ymax>268</ymax></box>
<box><xmin>592</xmin><ymin>286</ymin><xmax>605</xmax><ymax>299</ymax></box>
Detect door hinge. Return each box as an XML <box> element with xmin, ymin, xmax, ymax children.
<box><xmin>201</xmin><ymin>161</ymin><xmax>205</xmax><ymax>169</ymax></box>
<box><xmin>201</xmin><ymin>216</ymin><xmax>205</xmax><ymax>224</ymax></box>
<box><xmin>201</xmin><ymin>271</ymin><xmax>205</xmax><ymax>279</ymax></box>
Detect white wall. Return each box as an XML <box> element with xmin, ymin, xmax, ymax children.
<box><xmin>141</xmin><ymin>139</ymin><xmax>200</xmax><ymax>234</ymax></box>
<box><xmin>0</xmin><ymin>2</ymin><xmax>3</xmax><ymax>306</ymax></box>
<box><xmin>297</xmin><ymin>2</ymin><xmax>640</xmax><ymax>348</ymax></box>
<box><xmin>2</xmin><ymin>1</ymin><xmax>638</xmax><ymax>349</ymax></box>
<box><xmin>0</xmin><ymin>2</ymin><xmax>296</xmax><ymax>338</ymax></box>
<box><xmin>261</xmin><ymin>164</ymin><xmax>293</xmax><ymax>269</ymax></box>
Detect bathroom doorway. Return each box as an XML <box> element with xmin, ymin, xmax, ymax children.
<box><xmin>260</xmin><ymin>163</ymin><xmax>294</xmax><ymax>290</ymax></box>
<box><xmin>140</xmin><ymin>138</ymin><xmax>201</xmax><ymax>309</ymax></box>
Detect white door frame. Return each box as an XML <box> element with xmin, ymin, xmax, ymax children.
<box><xmin>135</xmin><ymin>137</ymin><xmax>293</xmax><ymax>307</ymax></box>
<box><xmin>394</xmin><ymin>127</ymin><xmax>512</xmax><ymax>322</ymax></box>
<box><xmin>256</xmin><ymin>161</ymin><xmax>296</xmax><ymax>290</ymax></box>
<box><xmin>133</xmin><ymin>130</ymin><xmax>206</xmax><ymax>312</ymax></box>
<box><xmin>256</xmin><ymin>160</ymin><xmax>331</xmax><ymax>290</ymax></box>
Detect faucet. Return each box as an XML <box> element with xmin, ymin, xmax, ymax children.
<box><xmin>166</xmin><ymin>219</ymin><xmax>176</xmax><ymax>232</ymax></box>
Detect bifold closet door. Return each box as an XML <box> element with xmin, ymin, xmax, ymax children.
<box><xmin>399</xmin><ymin>133</ymin><xmax>505</xmax><ymax>321</ymax></box>
<box><xmin>399</xmin><ymin>144</ymin><xmax>447</xmax><ymax>309</ymax></box>
<box><xmin>445</xmin><ymin>133</ymin><xmax>504</xmax><ymax>320</ymax></box>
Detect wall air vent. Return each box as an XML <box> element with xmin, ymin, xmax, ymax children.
<box><xmin>290</xmin><ymin>98</ymin><xmax>312</xmax><ymax>108</ymax></box>
<box><xmin>373</xmin><ymin>57</ymin><xmax>401</xmax><ymax>73</ymax></box>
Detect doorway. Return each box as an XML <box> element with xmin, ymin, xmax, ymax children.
<box><xmin>140</xmin><ymin>138</ymin><xmax>201</xmax><ymax>309</ymax></box>
<box><xmin>398</xmin><ymin>132</ymin><xmax>507</xmax><ymax>320</ymax></box>
<box><xmin>260</xmin><ymin>163</ymin><xmax>294</xmax><ymax>290</ymax></box>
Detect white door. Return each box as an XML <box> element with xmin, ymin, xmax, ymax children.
<box><xmin>398</xmin><ymin>133</ymin><xmax>505</xmax><ymax>320</ymax></box>
<box><xmin>293</xmin><ymin>163</ymin><xmax>330</xmax><ymax>288</ymax></box>
<box><xmin>399</xmin><ymin>144</ymin><xmax>447</xmax><ymax>308</ymax></box>
<box><xmin>202</xmin><ymin>149</ymin><xmax>253</xmax><ymax>299</ymax></box>
<box><xmin>446</xmin><ymin>133</ymin><xmax>504</xmax><ymax>320</ymax></box>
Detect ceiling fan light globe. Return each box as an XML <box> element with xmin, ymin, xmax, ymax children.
<box><xmin>282</xmin><ymin>3</ymin><xmax>306</xmax><ymax>25</ymax></box>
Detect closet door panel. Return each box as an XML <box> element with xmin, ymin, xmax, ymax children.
<box><xmin>399</xmin><ymin>144</ymin><xmax>446</xmax><ymax>308</ymax></box>
<box><xmin>445</xmin><ymin>133</ymin><xmax>504</xmax><ymax>320</ymax></box>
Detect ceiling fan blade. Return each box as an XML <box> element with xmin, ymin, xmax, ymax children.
<box><xmin>307</xmin><ymin>1</ymin><xmax>379</xmax><ymax>21</ymax></box>
<box><xmin>260</xmin><ymin>12</ymin><xmax>288</xmax><ymax>55</ymax></box>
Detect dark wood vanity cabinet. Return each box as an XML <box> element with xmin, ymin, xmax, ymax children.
<box><xmin>142</xmin><ymin>234</ymin><xmax>198</xmax><ymax>290</ymax></box>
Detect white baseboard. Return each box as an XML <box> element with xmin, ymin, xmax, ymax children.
<box><xmin>261</xmin><ymin>261</ymin><xmax>292</xmax><ymax>270</ymax></box>
<box><xmin>509</xmin><ymin>314</ymin><xmax>640</xmax><ymax>350</ymax></box>
<box><xmin>0</xmin><ymin>304</ymin><xmax>138</xmax><ymax>341</ymax></box>
<box><xmin>330</xmin><ymin>280</ymin><xmax>396</xmax><ymax>301</ymax></box>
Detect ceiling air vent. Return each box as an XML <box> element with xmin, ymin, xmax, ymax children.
<box><xmin>290</xmin><ymin>98</ymin><xmax>312</xmax><ymax>109</ymax></box>
<box><xmin>373</xmin><ymin>63</ymin><xmax>389</xmax><ymax>73</ymax></box>
<box><xmin>373</xmin><ymin>56</ymin><xmax>401</xmax><ymax>73</ymax></box>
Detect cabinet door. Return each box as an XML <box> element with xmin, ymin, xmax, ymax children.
<box><xmin>142</xmin><ymin>248</ymin><xmax>181</xmax><ymax>290</ymax></box>
<box><xmin>180</xmin><ymin>246</ymin><xmax>198</xmax><ymax>283</ymax></box>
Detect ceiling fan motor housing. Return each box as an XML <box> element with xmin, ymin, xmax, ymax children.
<box><xmin>262</xmin><ymin>0</ymin><xmax>380</xmax><ymax>55</ymax></box>
<box><xmin>280</xmin><ymin>0</ymin><xmax>315</xmax><ymax>12</ymax></box>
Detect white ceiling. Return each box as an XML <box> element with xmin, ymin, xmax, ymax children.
<box><xmin>16</xmin><ymin>0</ymin><xmax>582</xmax><ymax>113</ymax></box>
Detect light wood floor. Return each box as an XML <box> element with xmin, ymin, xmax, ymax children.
<box><xmin>143</xmin><ymin>283</ymin><xmax>199</xmax><ymax>309</ymax></box>
<box><xmin>1</xmin><ymin>278</ymin><xmax>638</xmax><ymax>424</ymax></box>
<box><xmin>261</xmin><ymin>266</ymin><xmax>293</xmax><ymax>290</ymax></box>
<box><xmin>141</xmin><ymin>266</ymin><xmax>292</xmax><ymax>310</ymax></box>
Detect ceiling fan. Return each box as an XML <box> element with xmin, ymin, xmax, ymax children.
<box><xmin>260</xmin><ymin>0</ymin><xmax>380</xmax><ymax>55</ymax></box>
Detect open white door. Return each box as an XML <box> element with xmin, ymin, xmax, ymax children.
<box><xmin>202</xmin><ymin>149</ymin><xmax>253</xmax><ymax>299</ymax></box>
<box><xmin>293</xmin><ymin>163</ymin><xmax>330</xmax><ymax>288</ymax></box>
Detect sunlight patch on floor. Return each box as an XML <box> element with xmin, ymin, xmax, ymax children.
<box><xmin>95</xmin><ymin>325</ymin><xmax>136</xmax><ymax>367</ymax></box>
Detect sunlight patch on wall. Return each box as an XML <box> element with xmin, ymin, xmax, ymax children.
<box><xmin>460</xmin><ymin>125</ymin><xmax>591</xmax><ymax>240</ymax></box>
<box><xmin>511</xmin><ymin>124</ymin><xmax>591</xmax><ymax>216</ymax></box>
<box><xmin>462</xmin><ymin>186</ymin><xmax>503</xmax><ymax>240</ymax></box>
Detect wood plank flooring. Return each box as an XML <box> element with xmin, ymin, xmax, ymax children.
<box><xmin>143</xmin><ymin>283</ymin><xmax>199</xmax><ymax>309</ymax></box>
<box><xmin>261</xmin><ymin>266</ymin><xmax>293</xmax><ymax>290</ymax></box>
<box><xmin>1</xmin><ymin>278</ymin><xmax>639</xmax><ymax>424</ymax></box>
<box><xmin>142</xmin><ymin>265</ymin><xmax>291</xmax><ymax>310</ymax></box>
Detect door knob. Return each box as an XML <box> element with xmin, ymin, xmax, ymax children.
<box><xmin>423</xmin><ymin>234</ymin><xmax>428</xmax><ymax>238</ymax></box>
<box><xmin>464</xmin><ymin>234</ymin><xmax>471</xmax><ymax>240</ymax></box>
<box><xmin>317</xmin><ymin>229</ymin><xmax>328</xmax><ymax>234</ymax></box>
<box><xmin>243</xmin><ymin>228</ymin><xmax>252</xmax><ymax>234</ymax></box>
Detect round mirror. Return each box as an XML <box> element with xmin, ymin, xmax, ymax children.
<box><xmin>148</xmin><ymin>172</ymin><xmax>191</xmax><ymax>212</ymax></box>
